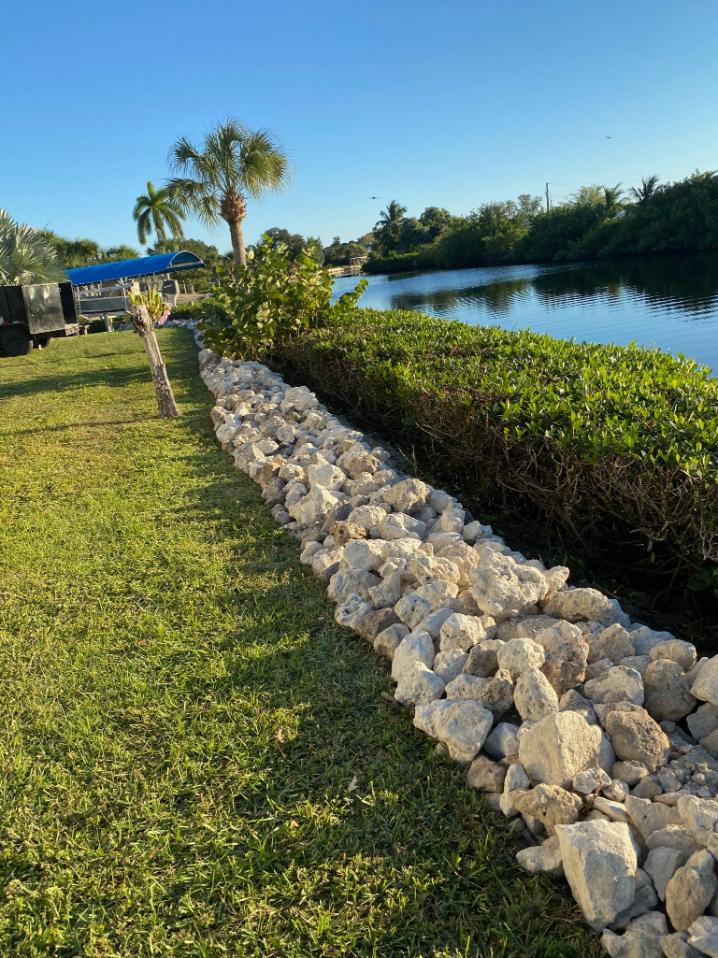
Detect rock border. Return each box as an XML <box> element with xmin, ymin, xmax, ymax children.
<box><xmin>199</xmin><ymin>345</ymin><xmax>718</xmax><ymax>958</ymax></box>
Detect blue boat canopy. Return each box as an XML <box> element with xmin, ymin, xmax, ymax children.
<box><xmin>65</xmin><ymin>251</ymin><xmax>205</xmax><ymax>286</ymax></box>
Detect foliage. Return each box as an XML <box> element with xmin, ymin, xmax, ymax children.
<box><xmin>364</xmin><ymin>172</ymin><xmax>718</xmax><ymax>275</ymax></box>
<box><xmin>128</xmin><ymin>287</ymin><xmax>171</xmax><ymax>326</ymax></box>
<box><xmin>266</xmin><ymin>307</ymin><xmax>718</xmax><ymax>588</ymax></box>
<box><xmin>168</xmin><ymin>118</ymin><xmax>290</xmax><ymax>265</ymax></box>
<box><xmin>0</xmin><ymin>209</ymin><xmax>64</xmax><ymax>284</ymax></box>
<box><xmin>323</xmin><ymin>234</ymin><xmax>371</xmax><ymax>267</ymax></box>
<box><xmin>132</xmin><ymin>180</ymin><xmax>185</xmax><ymax>246</ymax></box>
<box><xmin>149</xmin><ymin>236</ymin><xmax>224</xmax><ymax>291</ymax></box>
<box><xmin>43</xmin><ymin>232</ymin><xmax>140</xmax><ymax>269</ymax></box>
<box><xmin>259</xmin><ymin>227</ymin><xmax>324</xmax><ymax>263</ymax></box>
<box><xmin>200</xmin><ymin>236</ymin><xmax>366</xmax><ymax>358</ymax></box>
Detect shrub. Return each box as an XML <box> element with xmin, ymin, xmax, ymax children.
<box><xmin>265</xmin><ymin>307</ymin><xmax>718</xmax><ymax>587</ymax></box>
<box><xmin>200</xmin><ymin>237</ymin><xmax>365</xmax><ymax>358</ymax></box>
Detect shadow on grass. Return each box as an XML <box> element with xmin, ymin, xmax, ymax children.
<box><xmin>152</xmin><ymin>343</ymin><xmax>600</xmax><ymax>957</ymax></box>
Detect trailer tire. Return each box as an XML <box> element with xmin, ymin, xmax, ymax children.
<box><xmin>1</xmin><ymin>327</ymin><xmax>33</xmax><ymax>356</ymax></box>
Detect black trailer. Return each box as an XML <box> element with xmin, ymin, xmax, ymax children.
<box><xmin>0</xmin><ymin>282</ymin><xmax>79</xmax><ymax>356</ymax></box>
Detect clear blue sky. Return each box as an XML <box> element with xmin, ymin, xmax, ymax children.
<box><xmin>3</xmin><ymin>0</ymin><xmax>717</xmax><ymax>255</ymax></box>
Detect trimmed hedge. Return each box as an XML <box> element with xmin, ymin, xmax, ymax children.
<box><xmin>264</xmin><ymin>308</ymin><xmax>718</xmax><ymax>588</ymax></box>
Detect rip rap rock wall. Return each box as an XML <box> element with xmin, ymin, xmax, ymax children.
<box><xmin>199</xmin><ymin>346</ymin><xmax>718</xmax><ymax>958</ymax></box>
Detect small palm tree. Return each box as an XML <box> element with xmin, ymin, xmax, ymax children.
<box><xmin>0</xmin><ymin>210</ymin><xmax>63</xmax><ymax>284</ymax></box>
<box><xmin>132</xmin><ymin>181</ymin><xmax>185</xmax><ymax>247</ymax></box>
<box><xmin>374</xmin><ymin>200</ymin><xmax>407</xmax><ymax>251</ymax></box>
<box><xmin>630</xmin><ymin>175</ymin><xmax>660</xmax><ymax>204</ymax></box>
<box><xmin>167</xmin><ymin>119</ymin><xmax>290</xmax><ymax>266</ymax></box>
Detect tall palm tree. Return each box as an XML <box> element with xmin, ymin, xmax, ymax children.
<box><xmin>167</xmin><ymin>119</ymin><xmax>290</xmax><ymax>266</ymax></box>
<box><xmin>630</xmin><ymin>175</ymin><xmax>660</xmax><ymax>204</ymax></box>
<box><xmin>132</xmin><ymin>181</ymin><xmax>185</xmax><ymax>247</ymax></box>
<box><xmin>0</xmin><ymin>209</ymin><xmax>63</xmax><ymax>284</ymax></box>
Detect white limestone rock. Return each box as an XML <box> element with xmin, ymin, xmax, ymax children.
<box><xmin>391</xmin><ymin>632</ymin><xmax>435</xmax><ymax>682</ymax></box>
<box><xmin>644</xmin><ymin>846</ymin><xmax>688</xmax><ymax>901</ymax></box>
<box><xmin>416</xmin><ymin>699</ymin><xmax>494</xmax><ymax>763</ymax></box>
<box><xmin>433</xmin><ymin>649</ymin><xmax>469</xmax><ymax>683</ymax></box>
<box><xmin>469</xmin><ymin>548</ymin><xmax>550</xmax><ymax>618</ymax></box>
<box><xmin>438</xmin><ymin>612</ymin><xmax>487</xmax><ymax>652</ymax></box>
<box><xmin>513</xmin><ymin>668</ymin><xmax>559</xmax><ymax>722</ymax></box>
<box><xmin>544</xmin><ymin>587</ymin><xmax>619</xmax><ymax>624</ymax></box>
<box><xmin>535</xmin><ymin>621</ymin><xmax>589</xmax><ymax>695</ymax></box>
<box><xmin>555</xmin><ymin>819</ymin><xmax>638</xmax><ymax>931</ymax></box>
<box><xmin>467</xmin><ymin>754</ymin><xmax>507</xmax><ymax>792</ymax></box>
<box><xmin>584</xmin><ymin>666</ymin><xmax>645</xmax><ymax>706</ymax></box>
<box><xmin>603</xmin><ymin>708</ymin><xmax>670</xmax><ymax>772</ymax></box>
<box><xmin>395</xmin><ymin>662</ymin><xmax>445</xmax><ymax>706</ymax></box>
<box><xmin>644</xmin><ymin>658</ymin><xmax>697</xmax><ymax>722</ymax></box>
<box><xmin>666</xmin><ymin>849</ymin><xmax>718</xmax><ymax>932</ymax></box>
<box><xmin>515</xmin><ymin>835</ymin><xmax>564</xmax><ymax>877</ymax></box>
<box><xmin>445</xmin><ymin>674</ymin><xmax>488</xmax><ymax>700</ymax></box>
<box><xmin>601</xmin><ymin>912</ymin><xmax>668</xmax><ymax>958</ymax></box>
<box><xmin>496</xmin><ymin>637</ymin><xmax>545</xmax><ymax>678</ymax></box>
<box><xmin>484</xmin><ymin>722</ymin><xmax>520</xmax><ymax>760</ymax></box>
<box><xmin>373</xmin><ymin>622</ymin><xmax>409</xmax><ymax>660</ymax></box>
<box><xmin>692</xmin><ymin>657</ymin><xmax>718</xmax><ymax>707</ymax></box>
<box><xmin>519</xmin><ymin>710</ymin><xmax>609</xmax><ymax>787</ymax></box>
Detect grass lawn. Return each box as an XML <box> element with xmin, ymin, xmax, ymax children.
<box><xmin>0</xmin><ymin>330</ymin><xmax>601</xmax><ymax>957</ymax></box>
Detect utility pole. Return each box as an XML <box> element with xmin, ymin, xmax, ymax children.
<box><xmin>545</xmin><ymin>182</ymin><xmax>551</xmax><ymax>212</ymax></box>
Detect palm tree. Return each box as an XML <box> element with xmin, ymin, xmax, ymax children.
<box><xmin>602</xmin><ymin>183</ymin><xmax>625</xmax><ymax>215</ymax></box>
<box><xmin>0</xmin><ymin>210</ymin><xmax>63</xmax><ymax>284</ymax></box>
<box><xmin>167</xmin><ymin>119</ymin><xmax>290</xmax><ymax>266</ymax></box>
<box><xmin>374</xmin><ymin>200</ymin><xmax>407</xmax><ymax>252</ymax></box>
<box><xmin>132</xmin><ymin>181</ymin><xmax>185</xmax><ymax>247</ymax></box>
<box><xmin>630</xmin><ymin>175</ymin><xmax>660</xmax><ymax>204</ymax></box>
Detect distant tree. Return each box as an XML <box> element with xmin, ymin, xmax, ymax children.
<box><xmin>263</xmin><ymin>227</ymin><xmax>307</xmax><ymax>259</ymax></box>
<box><xmin>373</xmin><ymin>200</ymin><xmax>407</xmax><ymax>252</ymax></box>
<box><xmin>168</xmin><ymin>119</ymin><xmax>290</xmax><ymax>266</ymax></box>
<box><xmin>304</xmin><ymin>236</ymin><xmax>325</xmax><ymax>264</ymax></box>
<box><xmin>630</xmin><ymin>175</ymin><xmax>660</xmax><ymax>204</ymax></box>
<box><xmin>571</xmin><ymin>185</ymin><xmax>605</xmax><ymax>206</ymax></box>
<box><xmin>516</xmin><ymin>194</ymin><xmax>543</xmax><ymax>224</ymax></box>
<box><xmin>602</xmin><ymin>183</ymin><xmax>626</xmax><ymax>215</ymax></box>
<box><xmin>103</xmin><ymin>244</ymin><xmax>141</xmax><ymax>262</ymax></box>
<box><xmin>418</xmin><ymin>206</ymin><xmax>454</xmax><ymax>241</ymax></box>
<box><xmin>132</xmin><ymin>181</ymin><xmax>185</xmax><ymax>246</ymax></box>
<box><xmin>0</xmin><ymin>210</ymin><xmax>63</xmax><ymax>284</ymax></box>
<box><xmin>42</xmin><ymin>233</ymin><xmax>103</xmax><ymax>268</ymax></box>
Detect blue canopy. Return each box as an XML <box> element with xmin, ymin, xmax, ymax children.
<box><xmin>65</xmin><ymin>251</ymin><xmax>205</xmax><ymax>286</ymax></box>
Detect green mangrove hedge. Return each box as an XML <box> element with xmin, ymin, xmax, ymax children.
<box><xmin>263</xmin><ymin>309</ymin><xmax>718</xmax><ymax>591</ymax></box>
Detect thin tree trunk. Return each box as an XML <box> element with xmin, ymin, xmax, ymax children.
<box><xmin>135</xmin><ymin>305</ymin><xmax>181</xmax><ymax>418</ymax></box>
<box><xmin>228</xmin><ymin>217</ymin><xmax>246</xmax><ymax>266</ymax></box>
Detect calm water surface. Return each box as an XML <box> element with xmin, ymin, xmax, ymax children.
<box><xmin>333</xmin><ymin>255</ymin><xmax>718</xmax><ymax>373</ymax></box>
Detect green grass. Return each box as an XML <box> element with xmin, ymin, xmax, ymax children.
<box><xmin>0</xmin><ymin>330</ymin><xmax>600</xmax><ymax>957</ymax></box>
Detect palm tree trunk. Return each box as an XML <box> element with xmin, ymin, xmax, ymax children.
<box><xmin>228</xmin><ymin>217</ymin><xmax>246</xmax><ymax>266</ymax></box>
<box><xmin>134</xmin><ymin>305</ymin><xmax>181</xmax><ymax>418</ymax></box>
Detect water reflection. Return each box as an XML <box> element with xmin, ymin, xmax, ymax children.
<box><xmin>334</xmin><ymin>254</ymin><xmax>718</xmax><ymax>370</ymax></box>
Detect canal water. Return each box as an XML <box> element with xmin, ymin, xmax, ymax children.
<box><xmin>333</xmin><ymin>254</ymin><xmax>718</xmax><ymax>373</ymax></box>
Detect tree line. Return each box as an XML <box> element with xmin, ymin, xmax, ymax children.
<box><xmin>363</xmin><ymin>172</ymin><xmax>718</xmax><ymax>273</ymax></box>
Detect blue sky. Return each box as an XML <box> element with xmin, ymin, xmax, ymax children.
<box><xmin>3</xmin><ymin>0</ymin><xmax>717</xmax><ymax>255</ymax></box>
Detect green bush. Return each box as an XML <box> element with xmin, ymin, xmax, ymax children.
<box><xmin>265</xmin><ymin>308</ymin><xmax>718</xmax><ymax>586</ymax></box>
<box><xmin>199</xmin><ymin>237</ymin><xmax>365</xmax><ymax>358</ymax></box>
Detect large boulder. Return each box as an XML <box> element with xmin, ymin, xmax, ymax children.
<box><xmin>519</xmin><ymin>710</ymin><xmax>609</xmax><ymax>787</ymax></box>
<box><xmin>555</xmin><ymin>820</ymin><xmax>638</xmax><ymax>931</ymax></box>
